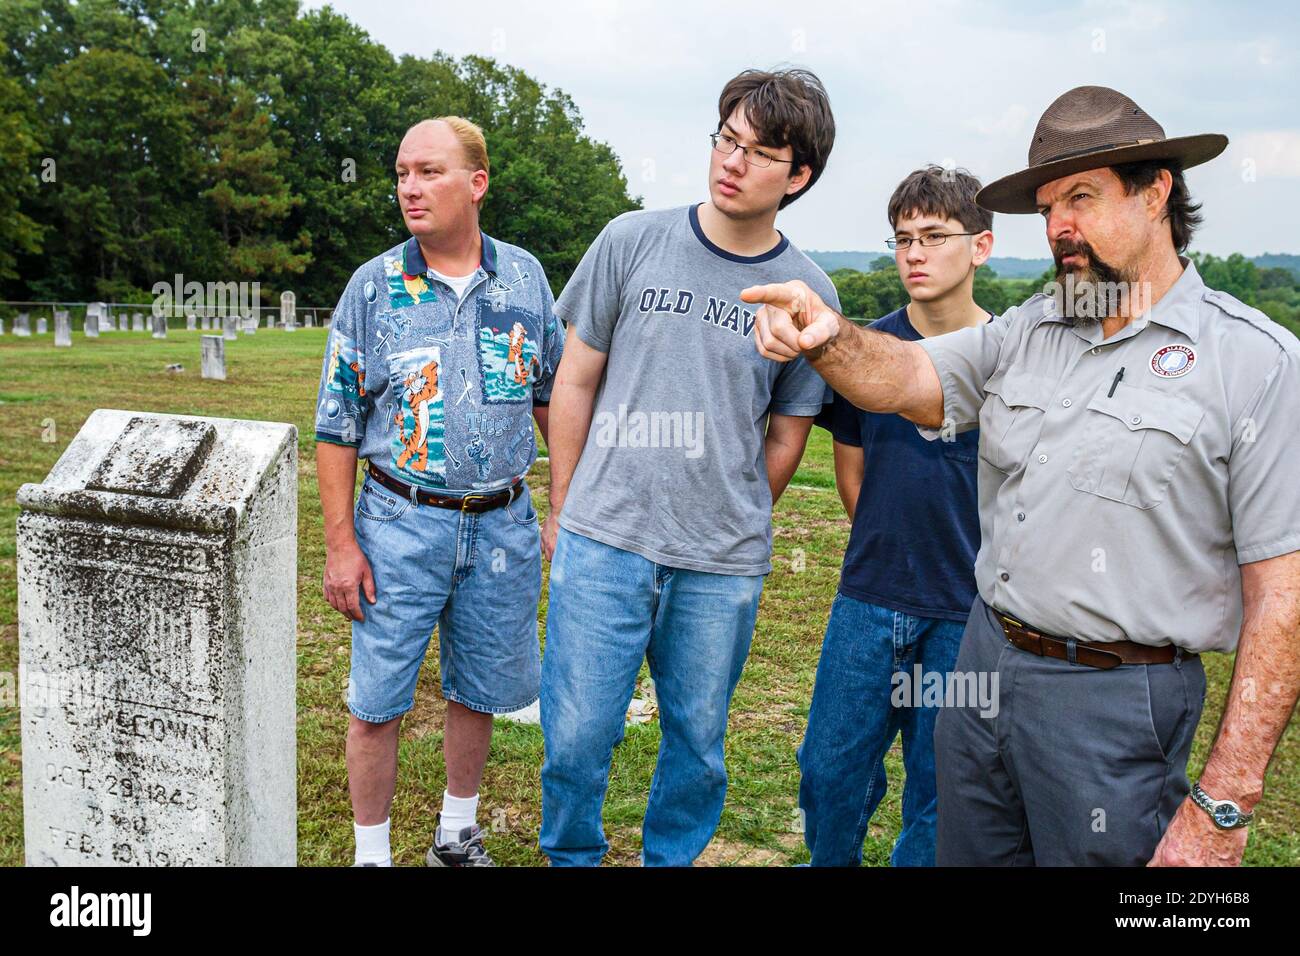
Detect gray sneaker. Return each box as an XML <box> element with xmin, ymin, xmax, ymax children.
<box><xmin>425</xmin><ymin>814</ymin><xmax>495</xmax><ymax>867</ymax></box>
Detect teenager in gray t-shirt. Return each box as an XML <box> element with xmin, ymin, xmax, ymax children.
<box><xmin>538</xmin><ymin>68</ymin><xmax>840</xmax><ymax>867</ymax></box>
<box><xmin>553</xmin><ymin>202</ymin><xmax>837</xmax><ymax>574</ymax></box>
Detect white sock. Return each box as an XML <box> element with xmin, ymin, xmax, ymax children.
<box><xmin>438</xmin><ymin>791</ymin><xmax>479</xmax><ymax>842</ymax></box>
<box><xmin>354</xmin><ymin>818</ymin><xmax>392</xmax><ymax>866</ymax></box>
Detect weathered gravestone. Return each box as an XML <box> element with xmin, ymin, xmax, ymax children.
<box><xmin>280</xmin><ymin>291</ymin><xmax>295</xmax><ymax>332</ymax></box>
<box><xmin>265</xmin><ymin>313</ymin><xmax>274</xmax><ymax>329</ymax></box>
<box><xmin>201</xmin><ymin>335</ymin><xmax>226</xmax><ymax>381</ymax></box>
<box><xmin>118</xmin><ymin>314</ymin><xmax>128</xmax><ymax>332</ymax></box>
<box><xmin>304</xmin><ymin>312</ymin><xmax>315</xmax><ymax>328</ymax></box>
<box><xmin>84</xmin><ymin>308</ymin><xmax>99</xmax><ymax>339</ymax></box>
<box><xmin>0</xmin><ymin>318</ymin><xmax>6</xmax><ymax>334</ymax></box>
<box><xmin>15</xmin><ymin>313</ymin><xmax>31</xmax><ymax>336</ymax></box>
<box><xmin>186</xmin><ymin>314</ymin><xmax>197</xmax><ymax>332</ymax></box>
<box><xmin>132</xmin><ymin>313</ymin><xmax>144</xmax><ymax>333</ymax></box>
<box><xmin>242</xmin><ymin>316</ymin><xmax>257</xmax><ymax>335</ymax></box>
<box><xmin>92</xmin><ymin>303</ymin><xmax>113</xmax><ymax>333</ymax></box>
<box><xmin>222</xmin><ymin>315</ymin><xmax>238</xmax><ymax>341</ymax></box>
<box><xmin>37</xmin><ymin>317</ymin><xmax>48</xmax><ymax>335</ymax></box>
<box><xmin>54</xmin><ymin>312</ymin><xmax>72</xmax><ymax>348</ymax></box>
<box><xmin>152</xmin><ymin>315</ymin><xmax>168</xmax><ymax>340</ymax></box>
<box><xmin>16</xmin><ymin>410</ymin><xmax>298</xmax><ymax>866</ymax></box>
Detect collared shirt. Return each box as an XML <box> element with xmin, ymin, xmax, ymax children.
<box><xmin>314</xmin><ymin>232</ymin><xmax>564</xmax><ymax>494</ymax></box>
<box><xmin>917</xmin><ymin>258</ymin><xmax>1300</xmax><ymax>652</ymax></box>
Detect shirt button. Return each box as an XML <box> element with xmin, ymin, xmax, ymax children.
<box><xmin>1037</xmin><ymin>454</ymin><xmax>1048</xmax><ymax>464</ymax></box>
<box><xmin>1000</xmin><ymin>572</ymin><xmax>1010</xmax><ymax>582</ymax></box>
<box><xmin>1062</xmin><ymin>398</ymin><xmax>1072</xmax><ymax>408</ymax></box>
<box><xmin>1091</xmin><ymin>347</ymin><xmax>1100</xmax><ymax>355</ymax></box>
<box><xmin>1131</xmin><ymin>415</ymin><xmax>1142</xmax><ymax>425</ymax></box>
<box><xmin>1017</xmin><ymin>512</ymin><xmax>1026</xmax><ymax>521</ymax></box>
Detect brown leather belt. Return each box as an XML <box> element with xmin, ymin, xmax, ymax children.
<box><xmin>994</xmin><ymin>610</ymin><xmax>1189</xmax><ymax>670</ymax></box>
<box><xmin>367</xmin><ymin>463</ymin><xmax>524</xmax><ymax>513</ymax></box>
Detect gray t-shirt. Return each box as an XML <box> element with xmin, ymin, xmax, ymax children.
<box><xmin>555</xmin><ymin>204</ymin><xmax>839</xmax><ymax>575</ymax></box>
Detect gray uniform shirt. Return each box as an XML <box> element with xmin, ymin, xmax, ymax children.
<box><xmin>918</xmin><ymin>257</ymin><xmax>1300</xmax><ymax>652</ymax></box>
<box><xmin>556</xmin><ymin>204</ymin><xmax>838</xmax><ymax>575</ymax></box>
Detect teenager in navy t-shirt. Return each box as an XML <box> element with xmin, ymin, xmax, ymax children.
<box><xmin>798</xmin><ymin>165</ymin><xmax>996</xmax><ymax>866</ymax></box>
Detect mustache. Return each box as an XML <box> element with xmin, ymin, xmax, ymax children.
<box><xmin>1052</xmin><ymin>238</ymin><xmax>1125</xmax><ymax>285</ymax></box>
<box><xmin>1052</xmin><ymin>237</ymin><xmax>1096</xmax><ymax>266</ymax></box>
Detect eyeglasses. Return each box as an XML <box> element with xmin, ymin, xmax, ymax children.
<box><xmin>710</xmin><ymin>132</ymin><xmax>793</xmax><ymax>169</ymax></box>
<box><xmin>886</xmin><ymin>232</ymin><xmax>981</xmax><ymax>250</ymax></box>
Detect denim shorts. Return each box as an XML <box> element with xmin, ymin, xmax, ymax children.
<box><xmin>347</xmin><ymin>472</ymin><xmax>542</xmax><ymax>722</ymax></box>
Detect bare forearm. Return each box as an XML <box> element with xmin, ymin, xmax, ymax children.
<box><xmin>765</xmin><ymin>432</ymin><xmax>807</xmax><ymax>505</ymax></box>
<box><xmin>1200</xmin><ymin>556</ymin><xmax>1300</xmax><ymax>810</ymax></box>
<box><xmin>533</xmin><ymin>405</ymin><xmax>550</xmax><ymax>448</ymax></box>
<box><xmin>832</xmin><ymin>443</ymin><xmax>863</xmax><ymax>520</ymax></box>
<box><xmin>317</xmin><ymin>442</ymin><xmax>361</xmax><ymax>550</ymax></box>
<box><xmin>809</xmin><ymin>318</ymin><xmax>943</xmax><ymax>428</ymax></box>
<box><xmin>545</xmin><ymin>381</ymin><xmax>597</xmax><ymax>512</ymax></box>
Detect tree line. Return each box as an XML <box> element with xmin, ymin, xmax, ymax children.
<box><xmin>832</xmin><ymin>253</ymin><xmax>1300</xmax><ymax>338</ymax></box>
<box><xmin>0</xmin><ymin>0</ymin><xmax>641</xmax><ymax>306</ymax></box>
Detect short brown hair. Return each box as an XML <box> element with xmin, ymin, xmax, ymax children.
<box><xmin>888</xmin><ymin>165</ymin><xmax>993</xmax><ymax>234</ymax></box>
<box><xmin>1109</xmin><ymin>160</ymin><xmax>1202</xmax><ymax>253</ymax></box>
<box><xmin>716</xmin><ymin>68</ymin><xmax>835</xmax><ymax>209</ymax></box>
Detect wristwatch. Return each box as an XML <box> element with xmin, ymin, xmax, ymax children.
<box><xmin>1190</xmin><ymin>781</ymin><xmax>1254</xmax><ymax>829</ymax></box>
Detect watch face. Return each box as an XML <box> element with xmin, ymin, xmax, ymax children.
<box><xmin>1213</xmin><ymin>804</ymin><xmax>1240</xmax><ymax>828</ymax></box>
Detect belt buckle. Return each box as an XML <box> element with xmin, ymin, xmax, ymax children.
<box><xmin>459</xmin><ymin>493</ymin><xmax>488</xmax><ymax>512</ymax></box>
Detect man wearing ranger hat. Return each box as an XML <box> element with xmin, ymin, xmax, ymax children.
<box><xmin>743</xmin><ymin>86</ymin><xmax>1300</xmax><ymax>866</ymax></box>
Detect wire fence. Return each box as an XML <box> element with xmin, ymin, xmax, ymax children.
<box><xmin>0</xmin><ymin>300</ymin><xmax>335</xmax><ymax>331</ymax></box>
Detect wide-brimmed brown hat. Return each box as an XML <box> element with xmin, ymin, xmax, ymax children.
<box><xmin>976</xmin><ymin>86</ymin><xmax>1228</xmax><ymax>214</ymax></box>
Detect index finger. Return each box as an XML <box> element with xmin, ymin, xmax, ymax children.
<box><xmin>739</xmin><ymin>282</ymin><xmax>807</xmax><ymax>314</ymax></box>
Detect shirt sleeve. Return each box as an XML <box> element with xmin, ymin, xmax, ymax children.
<box><xmin>533</xmin><ymin>268</ymin><xmax>565</xmax><ymax>405</ymax></box>
<box><xmin>554</xmin><ymin>220</ymin><xmax>624</xmax><ymax>353</ymax></box>
<box><xmin>914</xmin><ymin>305</ymin><xmax>1017</xmax><ymax>439</ymax></box>
<box><xmin>813</xmin><ymin>391</ymin><xmax>863</xmax><ymax>447</ymax></box>
<box><xmin>314</xmin><ymin>270</ymin><xmax>369</xmax><ymax>448</ymax></box>
<box><xmin>1228</xmin><ymin>348</ymin><xmax>1300</xmax><ymax>564</ymax></box>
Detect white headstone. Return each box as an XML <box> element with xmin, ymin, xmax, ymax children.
<box><xmin>201</xmin><ymin>335</ymin><xmax>226</xmax><ymax>380</ymax></box>
<box><xmin>304</xmin><ymin>312</ymin><xmax>315</xmax><ymax>328</ymax></box>
<box><xmin>279</xmin><ymin>290</ymin><xmax>296</xmax><ymax>331</ymax></box>
<box><xmin>132</xmin><ymin>313</ymin><xmax>144</xmax><ymax>333</ymax></box>
<box><xmin>16</xmin><ymin>409</ymin><xmax>298</xmax><ymax>866</ymax></box>
<box><xmin>266</xmin><ymin>313</ymin><xmax>274</xmax><ymax>329</ymax></box>
<box><xmin>242</xmin><ymin>316</ymin><xmax>257</xmax><ymax>335</ymax></box>
<box><xmin>222</xmin><ymin>315</ymin><xmax>238</xmax><ymax>341</ymax></box>
<box><xmin>37</xmin><ymin>317</ymin><xmax>48</xmax><ymax>335</ymax></box>
<box><xmin>84</xmin><ymin>308</ymin><xmax>99</xmax><ymax>339</ymax></box>
<box><xmin>152</xmin><ymin>315</ymin><xmax>168</xmax><ymax>339</ymax></box>
<box><xmin>0</xmin><ymin>318</ymin><xmax>6</xmax><ymax>334</ymax></box>
<box><xmin>92</xmin><ymin>303</ymin><xmax>113</xmax><ymax>332</ymax></box>
<box><xmin>186</xmin><ymin>314</ymin><xmax>197</xmax><ymax>332</ymax></box>
<box><xmin>118</xmin><ymin>314</ymin><xmax>128</xmax><ymax>332</ymax></box>
<box><xmin>15</xmin><ymin>312</ymin><xmax>31</xmax><ymax>336</ymax></box>
<box><xmin>54</xmin><ymin>312</ymin><xmax>72</xmax><ymax>347</ymax></box>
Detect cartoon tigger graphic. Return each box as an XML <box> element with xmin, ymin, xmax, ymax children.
<box><xmin>506</xmin><ymin>321</ymin><xmax>540</xmax><ymax>386</ymax></box>
<box><xmin>394</xmin><ymin>358</ymin><xmax>440</xmax><ymax>471</ymax></box>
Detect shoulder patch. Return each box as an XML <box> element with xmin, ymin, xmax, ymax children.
<box><xmin>1204</xmin><ymin>289</ymin><xmax>1299</xmax><ymax>353</ymax></box>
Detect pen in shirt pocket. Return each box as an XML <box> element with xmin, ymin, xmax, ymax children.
<box><xmin>1107</xmin><ymin>366</ymin><xmax>1125</xmax><ymax>398</ymax></box>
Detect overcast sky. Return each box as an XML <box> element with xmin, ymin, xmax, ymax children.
<box><xmin>306</xmin><ymin>0</ymin><xmax>1299</xmax><ymax>259</ymax></box>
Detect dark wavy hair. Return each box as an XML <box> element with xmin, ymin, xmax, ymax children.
<box><xmin>716</xmin><ymin>68</ymin><xmax>835</xmax><ymax>209</ymax></box>
<box><xmin>1110</xmin><ymin>159</ymin><xmax>1204</xmax><ymax>253</ymax></box>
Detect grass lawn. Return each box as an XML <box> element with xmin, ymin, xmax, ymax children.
<box><xmin>0</xmin><ymin>326</ymin><xmax>1296</xmax><ymax>866</ymax></box>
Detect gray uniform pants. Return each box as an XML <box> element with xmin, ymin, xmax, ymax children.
<box><xmin>935</xmin><ymin>598</ymin><xmax>1206</xmax><ymax>866</ymax></box>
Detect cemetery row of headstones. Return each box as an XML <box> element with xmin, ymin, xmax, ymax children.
<box><xmin>4</xmin><ymin>299</ymin><xmax>329</xmax><ymax>356</ymax></box>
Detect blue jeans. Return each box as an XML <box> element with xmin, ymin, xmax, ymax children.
<box><xmin>539</xmin><ymin>527</ymin><xmax>766</xmax><ymax>866</ymax></box>
<box><xmin>348</xmin><ymin>472</ymin><xmax>542</xmax><ymax>720</ymax></box>
<box><xmin>797</xmin><ymin>593</ymin><xmax>965</xmax><ymax>866</ymax></box>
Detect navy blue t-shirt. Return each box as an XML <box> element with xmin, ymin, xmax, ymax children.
<box><xmin>815</xmin><ymin>307</ymin><xmax>983</xmax><ymax>622</ymax></box>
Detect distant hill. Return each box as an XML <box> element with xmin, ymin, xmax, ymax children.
<box><xmin>808</xmin><ymin>250</ymin><xmax>1052</xmax><ymax>278</ymax></box>
<box><xmin>809</xmin><ymin>250</ymin><xmax>1300</xmax><ymax>280</ymax></box>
